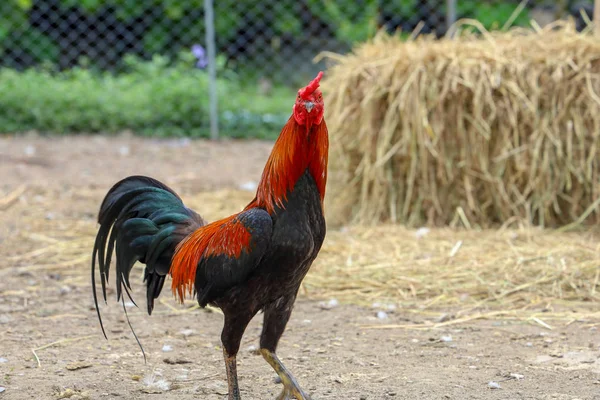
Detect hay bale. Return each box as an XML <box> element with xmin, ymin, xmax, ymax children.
<box><xmin>321</xmin><ymin>21</ymin><xmax>600</xmax><ymax>228</ymax></box>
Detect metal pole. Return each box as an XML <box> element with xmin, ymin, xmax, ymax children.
<box><xmin>595</xmin><ymin>0</ymin><xmax>600</xmax><ymax>37</ymax></box>
<box><xmin>446</xmin><ymin>0</ymin><xmax>457</xmax><ymax>30</ymax></box>
<box><xmin>204</xmin><ymin>0</ymin><xmax>219</xmax><ymax>140</ymax></box>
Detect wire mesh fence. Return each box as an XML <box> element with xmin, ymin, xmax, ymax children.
<box><xmin>0</xmin><ymin>0</ymin><xmax>595</xmax><ymax>137</ymax></box>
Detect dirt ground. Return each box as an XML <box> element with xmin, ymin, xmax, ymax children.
<box><xmin>1</xmin><ymin>135</ymin><xmax>600</xmax><ymax>400</ymax></box>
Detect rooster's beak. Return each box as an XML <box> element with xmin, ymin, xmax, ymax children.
<box><xmin>304</xmin><ymin>101</ymin><xmax>314</xmax><ymax>113</ymax></box>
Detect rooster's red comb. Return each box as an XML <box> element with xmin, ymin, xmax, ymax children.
<box><xmin>298</xmin><ymin>71</ymin><xmax>323</xmax><ymax>100</ymax></box>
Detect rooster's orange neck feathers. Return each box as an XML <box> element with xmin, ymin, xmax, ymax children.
<box><xmin>247</xmin><ymin>117</ymin><xmax>329</xmax><ymax>214</ymax></box>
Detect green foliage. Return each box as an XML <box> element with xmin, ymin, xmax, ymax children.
<box><xmin>312</xmin><ymin>0</ymin><xmax>379</xmax><ymax>43</ymax></box>
<box><xmin>0</xmin><ymin>0</ymin><xmax>535</xmax><ymax>68</ymax></box>
<box><xmin>143</xmin><ymin>24</ymin><xmax>172</xmax><ymax>55</ymax></box>
<box><xmin>3</xmin><ymin>28</ymin><xmax>60</xmax><ymax>65</ymax></box>
<box><xmin>108</xmin><ymin>0</ymin><xmax>154</xmax><ymax>20</ymax></box>
<box><xmin>0</xmin><ymin>0</ymin><xmax>31</xmax><ymax>42</ymax></box>
<box><xmin>458</xmin><ymin>1</ymin><xmax>531</xmax><ymax>30</ymax></box>
<box><xmin>0</xmin><ymin>55</ymin><xmax>293</xmax><ymax>138</ymax></box>
<box><xmin>59</xmin><ymin>0</ymin><xmax>204</xmax><ymax>18</ymax></box>
<box><xmin>61</xmin><ymin>0</ymin><xmax>103</xmax><ymax>12</ymax></box>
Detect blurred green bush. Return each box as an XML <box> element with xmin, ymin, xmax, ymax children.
<box><xmin>0</xmin><ymin>53</ymin><xmax>293</xmax><ymax>138</ymax></box>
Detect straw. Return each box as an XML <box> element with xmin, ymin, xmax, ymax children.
<box><xmin>319</xmin><ymin>20</ymin><xmax>600</xmax><ymax>228</ymax></box>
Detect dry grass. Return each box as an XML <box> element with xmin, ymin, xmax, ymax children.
<box><xmin>3</xmin><ymin>187</ymin><xmax>600</xmax><ymax>326</ymax></box>
<box><xmin>310</xmin><ymin>223</ymin><xmax>600</xmax><ymax>325</ymax></box>
<box><xmin>320</xmin><ymin>20</ymin><xmax>600</xmax><ymax>228</ymax></box>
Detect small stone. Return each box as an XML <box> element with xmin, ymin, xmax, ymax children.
<box><xmin>48</xmin><ymin>273</ymin><xmax>62</xmax><ymax>281</ymax></box>
<box><xmin>510</xmin><ymin>373</ymin><xmax>524</xmax><ymax>380</ymax></box>
<box><xmin>436</xmin><ymin>313</ymin><xmax>452</xmax><ymax>323</ymax></box>
<box><xmin>163</xmin><ymin>358</ymin><xmax>192</xmax><ymax>365</ymax></box>
<box><xmin>118</xmin><ymin>146</ymin><xmax>130</xmax><ymax>156</ymax></box>
<box><xmin>180</xmin><ymin>329</ymin><xmax>195</xmax><ymax>337</ymax></box>
<box><xmin>0</xmin><ymin>357</ymin><xmax>7</xmax><ymax>363</ymax></box>
<box><xmin>526</xmin><ymin>342</ymin><xmax>533</xmax><ymax>347</ymax></box>
<box><xmin>24</xmin><ymin>145</ymin><xmax>36</xmax><ymax>156</ymax></box>
<box><xmin>441</xmin><ymin>335</ymin><xmax>452</xmax><ymax>343</ymax></box>
<box><xmin>318</xmin><ymin>299</ymin><xmax>338</xmax><ymax>310</ymax></box>
<box><xmin>56</xmin><ymin>389</ymin><xmax>82</xmax><ymax>399</ymax></box>
<box><xmin>488</xmin><ymin>381</ymin><xmax>501</xmax><ymax>389</ymax></box>
<box><xmin>162</xmin><ymin>344</ymin><xmax>173</xmax><ymax>352</ymax></box>
<box><xmin>66</xmin><ymin>362</ymin><xmax>92</xmax><ymax>371</ymax></box>
<box><xmin>377</xmin><ymin>311</ymin><xmax>388</xmax><ymax>320</ymax></box>
<box><xmin>141</xmin><ymin>388</ymin><xmax>163</xmax><ymax>394</ymax></box>
<box><xmin>246</xmin><ymin>345</ymin><xmax>259</xmax><ymax>354</ymax></box>
<box><xmin>0</xmin><ymin>387</ymin><xmax>5</xmax><ymax>393</ymax></box>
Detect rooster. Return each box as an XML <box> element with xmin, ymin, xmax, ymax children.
<box><xmin>92</xmin><ymin>72</ymin><xmax>328</xmax><ymax>400</ymax></box>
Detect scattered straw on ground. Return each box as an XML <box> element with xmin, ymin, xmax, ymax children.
<box><xmin>309</xmin><ymin>223</ymin><xmax>600</xmax><ymax>323</ymax></box>
<box><xmin>320</xmin><ymin>20</ymin><xmax>600</xmax><ymax>228</ymax></box>
<box><xmin>3</xmin><ymin>187</ymin><xmax>600</xmax><ymax>326</ymax></box>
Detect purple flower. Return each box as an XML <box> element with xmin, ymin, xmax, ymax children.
<box><xmin>191</xmin><ymin>44</ymin><xmax>208</xmax><ymax>69</ymax></box>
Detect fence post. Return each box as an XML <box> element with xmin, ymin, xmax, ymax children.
<box><xmin>595</xmin><ymin>0</ymin><xmax>600</xmax><ymax>37</ymax></box>
<box><xmin>204</xmin><ymin>0</ymin><xmax>219</xmax><ymax>140</ymax></box>
<box><xmin>446</xmin><ymin>0</ymin><xmax>457</xmax><ymax>29</ymax></box>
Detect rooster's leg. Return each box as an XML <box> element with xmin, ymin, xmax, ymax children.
<box><xmin>261</xmin><ymin>349</ymin><xmax>311</xmax><ymax>400</ymax></box>
<box><xmin>222</xmin><ymin>311</ymin><xmax>255</xmax><ymax>400</ymax></box>
<box><xmin>223</xmin><ymin>348</ymin><xmax>241</xmax><ymax>400</ymax></box>
<box><xmin>260</xmin><ymin>295</ymin><xmax>311</xmax><ymax>400</ymax></box>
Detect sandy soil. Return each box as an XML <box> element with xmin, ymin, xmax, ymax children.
<box><xmin>1</xmin><ymin>135</ymin><xmax>600</xmax><ymax>400</ymax></box>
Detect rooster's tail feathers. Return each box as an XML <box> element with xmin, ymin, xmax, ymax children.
<box><xmin>92</xmin><ymin>175</ymin><xmax>204</xmax><ymax>325</ymax></box>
